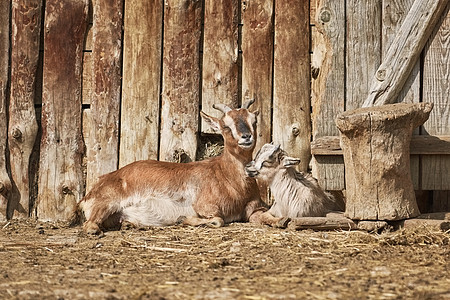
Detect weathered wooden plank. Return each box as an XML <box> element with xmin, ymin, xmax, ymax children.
<box><xmin>160</xmin><ymin>0</ymin><xmax>202</xmax><ymax>162</ymax></box>
<box><xmin>0</xmin><ymin>1</ymin><xmax>11</xmax><ymax>221</ymax></box>
<box><xmin>273</xmin><ymin>1</ymin><xmax>311</xmax><ymax>172</ymax></box>
<box><xmin>86</xmin><ymin>0</ymin><xmax>123</xmax><ymax>191</ymax></box>
<box><xmin>310</xmin><ymin>0</ymin><xmax>345</xmax><ymax>190</ymax></box>
<box><xmin>382</xmin><ymin>0</ymin><xmax>421</xmax><ymax>188</ymax></box>
<box><xmin>422</xmin><ymin>6</ymin><xmax>450</xmax><ymax>190</ymax></box>
<box><xmin>241</xmin><ymin>0</ymin><xmax>273</xmax><ymax>151</ymax></box>
<box><xmin>201</xmin><ymin>0</ymin><xmax>239</xmax><ymax>134</ymax></box>
<box><xmin>363</xmin><ymin>0</ymin><xmax>448</xmax><ymax>107</ymax></box>
<box><xmin>119</xmin><ymin>0</ymin><xmax>162</xmax><ymax>167</ymax></box>
<box><xmin>37</xmin><ymin>0</ymin><xmax>88</xmax><ymax>221</ymax></box>
<box><xmin>8</xmin><ymin>0</ymin><xmax>42</xmax><ymax>218</ymax></box>
<box><xmin>241</xmin><ymin>0</ymin><xmax>273</xmax><ymax>203</ymax></box>
<box><xmin>288</xmin><ymin>215</ymin><xmax>357</xmax><ymax>231</ymax></box>
<box><xmin>346</xmin><ymin>0</ymin><xmax>382</xmax><ymax>110</ymax></box>
<box><xmin>311</xmin><ymin>135</ymin><xmax>450</xmax><ymax>155</ymax></box>
<box><xmin>433</xmin><ymin>191</ymin><xmax>450</xmax><ymax>212</ymax></box>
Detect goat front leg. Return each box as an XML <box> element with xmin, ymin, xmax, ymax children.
<box><xmin>246</xmin><ymin>200</ymin><xmax>290</xmax><ymax>228</ymax></box>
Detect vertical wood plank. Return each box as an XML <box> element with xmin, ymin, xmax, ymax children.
<box><xmin>0</xmin><ymin>1</ymin><xmax>11</xmax><ymax>221</ymax></box>
<box><xmin>86</xmin><ymin>0</ymin><xmax>123</xmax><ymax>191</ymax></box>
<box><xmin>382</xmin><ymin>0</ymin><xmax>421</xmax><ymax>189</ymax></box>
<box><xmin>37</xmin><ymin>0</ymin><xmax>88</xmax><ymax>221</ymax></box>
<box><xmin>310</xmin><ymin>0</ymin><xmax>345</xmax><ymax>190</ymax></box>
<box><xmin>8</xmin><ymin>0</ymin><xmax>42</xmax><ymax>218</ymax></box>
<box><xmin>273</xmin><ymin>1</ymin><xmax>311</xmax><ymax>172</ymax></box>
<box><xmin>119</xmin><ymin>0</ymin><xmax>162</xmax><ymax>167</ymax></box>
<box><xmin>346</xmin><ymin>0</ymin><xmax>382</xmax><ymax>110</ymax></box>
<box><xmin>241</xmin><ymin>0</ymin><xmax>273</xmax><ymax>151</ymax></box>
<box><xmin>241</xmin><ymin>0</ymin><xmax>274</xmax><ymax>203</ymax></box>
<box><xmin>422</xmin><ymin>5</ymin><xmax>450</xmax><ymax>190</ymax></box>
<box><xmin>201</xmin><ymin>0</ymin><xmax>239</xmax><ymax>133</ymax></box>
<box><xmin>160</xmin><ymin>0</ymin><xmax>202</xmax><ymax>161</ymax></box>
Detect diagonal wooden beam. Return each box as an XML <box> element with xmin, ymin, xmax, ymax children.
<box><xmin>363</xmin><ymin>0</ymin><xmax>449</xmax><ymax>107</ymax></box>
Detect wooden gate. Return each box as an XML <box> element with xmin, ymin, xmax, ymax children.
<box><xmin>0</xmin><ymin>0</ymin><xmax>448</xmax><ymax>221</ymax></box>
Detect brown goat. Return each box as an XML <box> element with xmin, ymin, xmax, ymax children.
<box><xmin>75</xmin><ymin>100</ymin><xmax>289</xmax><ymax>234</ymax></box>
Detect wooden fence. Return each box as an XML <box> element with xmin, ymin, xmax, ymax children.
<box><xmin>0</xmin><ymin>0</ymin><xmax>449</xmax><ymax>221</ymax></box>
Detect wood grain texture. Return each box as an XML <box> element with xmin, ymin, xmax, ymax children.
<box><xmin>363</xmin><ymin>0</ymin><xmax>448</xmax><ymax>107</ymax></box>
<box><xmin>37</xmin><ymin>0</ymin><xmax>88</xmax><ymax>221</ymax></box>
<box><xmin>120</xmin><ymin>0</ymin><xmax>162</xmax><ymax>167</ymax></box>
<box><xmin>422</xmin><ymin>5</ymin><xmax>450</xmax><ymax>190</ymax></box>
<box><xmin>310</xmin><ymin>0</ymin><xmax>345</xmax><ymax>190</ymax></box>
<box><xmin>241</xmin><ymin>0</ymin><xmax>273</xmax><ymax>151</ymax></box>
<box><xmin>382</xmin><ymin>0</ymin><xmax>421</xmax><ymax>188</ymax></box>
<box><xmin>336</xmin><ymin>103</ymin><xmax>432</xmax><ymax>220</ymax></box>
<box><xmin>0</xmin><ymin>1</ymin><xmax>11</xmax><ymax>221</ymax></box>
<box><xmin>86</xmin><ymin>0</ymin><xmax>123</xmax><ymax>191</ymax></box>
<box><xmin>273</xmin><ymin>1</ymin><xmax>311</xmax><ymax>172</ymax></box>
<box><xmin>8</xmin><ymin>0</ymin><xmax>42</xmax><ymax>218</ymax></box>
<box><xmin>201</xmin><ymin>0</ymin><xmax>239</xmax><ymax>133</ymax></box>
<box><xmin>160</xmin><ymin>0</ymin><xmax>202</xmax><ymax>162</ymax></box>
<box><xmin>311</xmin><ymin>135</ymin><xmax>450</xmax><ymax>155</ymax></box>
<box><xmin>346</xmin><ymin>0</ymin><xmax>382</xmax><ymax>110</ymax></box>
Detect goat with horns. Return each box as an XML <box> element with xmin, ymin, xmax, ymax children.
<box><xmin>73</xmin><ymin>100</ymin><xmax>289</xmax><ymax>234</ymax></box>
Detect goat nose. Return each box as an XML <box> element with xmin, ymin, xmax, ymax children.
<box><xmin>242</xmin><ymin>133</ymin><xmax>251</xmax><ymax>139</ymax></box>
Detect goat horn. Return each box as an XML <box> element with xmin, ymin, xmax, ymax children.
<box><xmin>212</xmin><ymin>103</ymin><xmax>232</xmax><ymax>114</ymax></box>
<box><xmin>241</xmin><ymin>98</ymin><xmax>255</xmax><ymax>109</ymax></box>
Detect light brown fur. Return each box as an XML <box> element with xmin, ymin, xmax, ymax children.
<box><xmin>76</xmin><ymin>101</ymin><xmax>288</xmax><ymax>234</ymax></box>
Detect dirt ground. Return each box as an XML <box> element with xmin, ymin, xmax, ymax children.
<box><xmin>0</xmin><ymin>219</ymin><xmax>448</xmax><ymax>300</ymax></box>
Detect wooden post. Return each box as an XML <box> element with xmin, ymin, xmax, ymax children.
<box><xmin>201</xmin><ymin>0</ymin><xmax>239</xmax><ymax>134</ymax></box>
<box><xmin>8</xmin><ymin>0</ymin><xmax>42</xmax><ymax>218</ymax></box>
<box><xmin>422</xmin><ymin>7</ymin><xmax>450</xmax><ymax>191</ymax></box>
<box><xmin>37</xmin><ymin>0</ymin><xmax>88</xmax><ymax>221</ymax></box>
<box><xmin>273</xmin><ymin>1</ymin><xmax>311</xmax><ymax>172</ymax></box>
<box><xmin>336</xmin><ymin>103</ymin><xmax>433</xmax><ymax>221</ymax></box>
<box><xmin>87</xmin><ymin>0</ymin><xmax>123</xmax><ymax>189</ymax></box>
<box><xmin>0</xmin><ymin>1</ymin><xmax>11</xmax><ymax>221</ymax></box>
<box><xmin>363</xmin><ymin>0</ymin><xmax>448</xmax><ymax>107</ymax></box>
<box><xmin>160</xmin><ymin>0</ymin><xmax>202</xmax><ymax>162</ymax></box>
<box><xmin>311</xmin><ymin>0</ymin><xmax>345</xmax><ymax>190</ymax></box>
<box><xmin>119</xmin><ymin>0</ymin><xmax>162</xmax><ymax>168</ymax></box>
<box><xmin>241</xmin><ymin>0</ymin><xmax>273</xmax><ymax>204</ymax></box>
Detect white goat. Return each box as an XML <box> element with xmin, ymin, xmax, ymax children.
<box><xmin>245</xmin><ymin>143</ymin><xmax>343</xmax><ymax>218</ymax></box>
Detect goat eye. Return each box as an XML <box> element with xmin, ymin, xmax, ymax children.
<box><xmin>262</xmin><ymin>161</ymin><xmax>272</xmax><ymax>167</ymax></box>
<box><xmin>222</xmin><ymin>126</ymin><xmax>231</xmax><ymax>132</ymax></box>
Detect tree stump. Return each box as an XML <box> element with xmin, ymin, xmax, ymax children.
<box><xmin>335</xmin><ymin>102</ymin><xmax>433</xmax><ymax>221</ymax></box>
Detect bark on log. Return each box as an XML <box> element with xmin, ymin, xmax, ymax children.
<box><xmin>87</xmin><ymin>0</ymin><xmax>123</xmax><ymax>189</ymax></box>
<box><xmin>37</xmin><ymin>0</ymin><xmax>88</xmax><ymax>221</ymax></box>
<box><xmin>0</xmin><ymin>1</ymin><xmax>11</xmax><ymax>221</ymax></box>
<box><xmin>160</xmin><ymin>0</ymin><xmax>202</xmax><ymax>162</ymax></box>
<box><xmin>8</xmin><ymin>0</ymin><xmax>42</xmax><ymax>218</ymax></box>
<box><xmin>336</xmin><ymin>103</ymin><xmax>433</xmax><ymax>221</ymax></box>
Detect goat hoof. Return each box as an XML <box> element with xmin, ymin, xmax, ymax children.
<box><xmin>176</xmin><ymin>216</ymin><xmax>187</xmax><ymax>225</ymax></box>
<box><xmin>207</xmin><ymin>217</ymin><xmax>224</xmax><ymax>228</ymax></box>
<box><xmin>83</xmin><ymin>221</ymin><xmax>102</xmax><ymax>235</ymax></box>
<box><xmin>276</xmin><ymin>217</ymin><xmax>291</xmax><ymax>228</ymax></box>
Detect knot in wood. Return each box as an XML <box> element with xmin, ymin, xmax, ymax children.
<box><xmin>61</xmin><ymin>185</ymin><xmax>71</xmax><ymax>195</ymax></box>
<box><xmin>376</xmin><ymin>69</ymin><xmax>386</xmax><ymax>81</ymax></box>
<box><xmin>12</xmin><ymin>128</ymin><xmax>22</xmax><ymax>140</ymax></box>
<box><xmin>291</xmin><ymin>125</ymin><xmax>300</xmax><ymax>136</ymax></box>
<box><xmin>319</xmin><ymin>9</ymin><xmax>331</xmax><ymax>23</ymax></box>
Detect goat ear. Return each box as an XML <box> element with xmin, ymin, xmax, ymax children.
<box><xmin>282</xmin><ymin>156</ymin><xmax>301</xmax><ymax>167</ymax></box>
<box><xmin>200</xmin><ymin>111</ymin><xmax>221</xmax><ymax>133</ymax></box>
